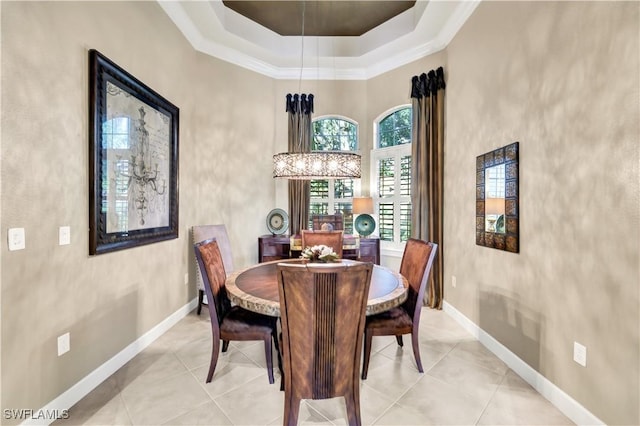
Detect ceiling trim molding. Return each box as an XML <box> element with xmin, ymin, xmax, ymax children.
<box><xmin>158</xmin><ymin>0</ymin><xmax>480</xmax><ymax>80</ymax></box>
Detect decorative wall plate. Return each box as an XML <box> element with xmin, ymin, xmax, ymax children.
<box><xmin>266</xmin><ymin>208</ymin><xmax>289</xmax><ymax>235</ymax></box>
<box><xmin>354</xmin><ymin>214</ymin><xmax>376</xmax><ymax>237</ymax></box>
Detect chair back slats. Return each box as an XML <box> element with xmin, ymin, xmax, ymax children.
<box><xmin>313</xmin><ymin>272</ymin><xmax>337</xmax><ymax>399</ymax></box>
<box><xmin>399</xmin><ymin>239</ymin><xmax>438</xmax><ymax>322</ymax></box>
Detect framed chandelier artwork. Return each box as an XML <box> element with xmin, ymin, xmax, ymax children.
<box><xmin>88</xmin><ymin>49</ymin><xmax>179</xmax><ymax>255</ymax></box>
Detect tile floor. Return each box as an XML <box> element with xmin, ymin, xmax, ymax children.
<box><xmin>55</xmin><ymin>308</ymin><xmax>573</xmax><ymax>425</ymax></box>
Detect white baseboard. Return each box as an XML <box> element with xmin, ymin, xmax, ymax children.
<box><xmin>22</xmin><ymin>298</ymin><xmax>199</xmax><ymax>426</ymax></box>
<box><xmin>442</xmin><ymin>301</ymin><xmax>605</xmax><ymax>426</ymax></box>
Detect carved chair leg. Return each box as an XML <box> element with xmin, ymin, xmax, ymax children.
<box><xmin>277</xmin><ymin>332</ymin><xmax>284</xmax><ymax>391</ymax></box>
<box><xmin>361</xmin><ymin>329</ymin><xmax>373</xmax><ymax>380</ymax></box>
<box><xmin>222</xmin><ymin>340</ymin><xmax>230</xmax><ymax>352</ymax></box>
<box><xmin>411</xmin><ymin>331</ymin><xmax>423</xmax><ymax>373</ymax></box>
<box><xmin>344</xmin><ymin>391</ymin><xmax>362</xmax><ymax>426</ymax></box>
<box><xmin>396</xmin><ymin>335</ymin><xmax>404</xmax><ymax>347</ymax></box>
<box><xmin>264</xmin><ymin>336</ymin><xmax>275</xmax><ymax>384</ymax></box>
<box><xmin>197</xmin><ymin>290</ymin><xmax>204</xmax><ymax>315</ymax></box>
<box><xmin>206</xmin><ymin>337</ymin><xmax>220</xmax><ymax>383</ymax></box>
<box><xmin>284</xmin><ymin>395</ymin><xmax>301</xmax><ymax>426</ymax></box>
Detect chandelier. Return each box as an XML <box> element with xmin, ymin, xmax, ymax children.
<box><xmin>271</xmin><ymin>2</ymin><xmax>362</xmax><ymax>180</ymax></box>
<box><xmin>273</xmin><ymin>151</ymin><xmax>361</xmax><ymax>179</ymax></box>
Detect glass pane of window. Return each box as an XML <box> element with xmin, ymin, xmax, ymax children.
<box><xmin>378</xmin><ymin>158</ymin><xmax>395</xmax><ymax>197</ymax></box>
<box><xmin>377</xmin><ymin>108</ymin><xmax>412</xmax><ymax>148</ymax></box>
<box><xmin>400</xmin><ymin>155</ymin><xmax>411</xmax><ymax>196</ymax></box>
<box><xmin>400</xmin><ymin>202</ymin><xmax>412</xmax><ymax>242</ymax></box>
<box><xmin>310</xmin><ymin>180</ymin><xmax>329</xmax><ymax>199</ymax></box>
<box><xmin>334</xmin><ymin>202</ymin><xmax>353</xmax><ymax>234</ymax></box>
<box><xmin>308</xmin><ymin>203</ymin><xmax>329</xmax><ymax>229</ymax></box>
<box><xmin>378</xmin><ymin>203</ymin><xmax>394</xmax><ymax>241</ymax></box>
<box><xmin>334</xmin><ymin>179</ymin><xmax>354</xmax><ymax>199</ymax></box>
<box><xmin>313</xmin><ymin>118</ymin><xmax>357</xmax><ymax>151</ymax></box>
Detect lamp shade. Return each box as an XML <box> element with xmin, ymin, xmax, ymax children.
<box><xmin>353</xmin><ymin>197</ymin><xmax>374</xmax><ymax>214</ymax></box>
<box><xmin>273</xmin><ymin>151</ymin><xmax>361</xmax><ymax>179</ymax></box>
<box><xmin>485</xmin><ymin>197</ymin><xmax>505</xmax><ymax>216</ymax></box>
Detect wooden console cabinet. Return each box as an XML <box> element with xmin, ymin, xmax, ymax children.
<box><xmin>258</xmin><ymin>234</ymin><xmax>380</xmax><ymax>264</ymax></box>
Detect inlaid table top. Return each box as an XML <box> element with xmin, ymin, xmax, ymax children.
<box><xmin>226</xmin><ymin>259</ymin><xmax>408</xmax><ymax>317</ymax></box>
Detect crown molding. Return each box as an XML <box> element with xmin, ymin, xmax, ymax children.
<box><xmin>158</xmin><ymin>0</ymin><xmax>480</xmax><ymax>80</ymax></box>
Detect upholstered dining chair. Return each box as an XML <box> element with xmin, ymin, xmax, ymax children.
<box><xmin>300</xmin><ymin>230</ymin><xmax>344</xmax><ymax>258</ymax></box>
<box><xmin>361</xmin><ymin>238</ymin><xmax>438</xmax><ymax>380</ymax></box>
<box><xmin>276</xmin><ymin>262</ymin><xmax>373</xmax><ymax>426</ymax></box>
<box><xmin>194</xmin><ymin>238</ymin><xmax>278</xmax><ymax>384</ymax></box>
<box><xmin>192</xmin><ymin>225</ymin><xmax>235</xmax><ymax>315</ymax></box>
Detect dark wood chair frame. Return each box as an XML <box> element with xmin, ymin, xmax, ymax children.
<box><xmin>301</xmin><ymin>230</ymin><xmax>344</xmax><ymax>258</ymax></box>
<box><xmin>361</xmin><ymin>238</ymin><xmax>438</xmax><ymax>380</ymax></box>
<box><xmin>277</xmin><ymin>262</ymin><xmax>373</xmax><ymax>426</ymax></box>
<box><xmin>194</xmin><ymin>238</ymin><xmax>279</xmax><ymax>384</ymax></box>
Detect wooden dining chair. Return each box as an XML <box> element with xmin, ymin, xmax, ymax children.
<box><xmin>300</xmin><ymin>230</ymin><xmax>344</xmax><ymax>258</ymax></box>
<box><xmin>194</xmin><ymin>238</ymin><xmax>278</xmax><ymax>384</ymax></box>
<box><xmin>276</xmin><ymin>262</ymin><xmax>373</xmax><ymax>426</ymax></box>
<box><xmin>361</xmin><ymin>238</ymin><xmax>438</xmax><ymax>380</ymax></box>
<box><xmin>192</xmin><ymin>224</ymin><xmax>235</xmax><ymax>315</ymax></box>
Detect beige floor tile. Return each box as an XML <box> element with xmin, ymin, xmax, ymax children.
<box><xmin>120</xmin><ymin>370</ymin><xmax>211</xmax><ymax>425</ymax></box>
<box><xmin>359</xmin><ymin>351</ymin><xmax>424</xmax><ymax>401</ymax></box>
<box><xmin>174</xmin><ymin>335</ymin><xmax>214</xmax><ymax>371</ymax></box>
<box><xmin>377</xmin><ymin>336</ymin><xmax>453</xmax><ymax>374</ymax></box>
<box><xmin>477</xmin><ymin>370</ymin><xmax>573</xmax><ymax>425</ymax></box>
<box><xmin>448</xmin><ymin>340</ymin><xmax>509</xmax><ymax>375</ymax></box>
<box><xmin>54</xmin><ymin>376</ymin><xmax>131</xmax><ymax>426</ymax></box>
<box><xmin>213</xmin><ymin>375</ymin><xmax>283</xmax><ymax>425</ymax></box>
<box><xmin>194</xmin><ymin>349</ymin><xmax>272</xmax><ymax>399</ymax></box>
<box><xmin>234</xmin><ymin>339</ymin><xmax>279</xmax><ymax>373</ymax></box>
<box><xmin>373</xmin><ymin>402</ymin><xmax>434</xmax><ymax>425</ymax></box>
<box><xmin>394</xmin><ymin>374</ymin><xmax>490</xmax><ymax>425</ymax></box>
<box><xmin>266</xmin><ymin>401</ymin><xmax>335</xmax><ymax>426</ymax></box>
<box><xmin>162</xmin><ymin>400</ymin><xmax>233</xmax><ymax>425</ymax></box>
<box><xmin>427</xmin><ymin>351</ymin><xmax>505</xmax><ymax>401</ymax></box>
<box><xmin>58</xmin><ymin>307</ymin><xmax>576</xmax><ymax>426</ymax></box>
<box><xmin>114</xmin><ymin>351</ymin><xmax>188</xmax><ymax>390</ymax></box>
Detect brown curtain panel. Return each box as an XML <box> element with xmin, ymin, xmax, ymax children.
<box><xmin>410</xmin><ymin>67</ymin><xmax>446</xmax><ymax>309</ymax></box>
<box><xmin>286</xmin><ymin>94</ymin><xmax>313</xmax><ymax>235</ymax></box>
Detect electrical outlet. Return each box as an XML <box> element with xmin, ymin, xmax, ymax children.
<box><xmin>58</xmin><ymin>333</ymin><xmax>70</xmax><ymax>356</ymax></box>
<box><xmin>8</xmin><ymin>228</ymin><xmax>26</xmax><ymax>251</ymax></box>
<box><xmin>184</xmin><ymin>272</ymin><xmax>189</xmax><ymax>285</ymax></box>
<box><xmin>59</xmin><ymin>226</ymin><xmax>71</xmax><ymax>246</ymax></box>
<box><xmin>451</xmin><ymin>275</ymin><xmax>457</xmax><ymax>288</ymax></box>
<box><xmin>573</xmin><ymin>341</ymin><xmax>587</xmax><ymax>367</ymax></box>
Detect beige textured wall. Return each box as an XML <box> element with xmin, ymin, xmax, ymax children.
<box><xmin>1</xmin><ymin>0</ymin><xmax>276</xmax><ymax>417</ymax></box>
<box><xmin>444</xmin><ymin>2</ymin><xmax>639</xmax><ymax>425</ymax></box>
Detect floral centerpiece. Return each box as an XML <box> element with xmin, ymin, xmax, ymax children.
<box><xmin>300</xmin><ymin>245</ymin><xmax>339</xmax><ymax>263</ymax></box>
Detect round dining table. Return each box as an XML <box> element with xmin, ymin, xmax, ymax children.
<box><xmin>226</xmin><ymin>259</ymin><xmax>408</xmax><ymax>317</ymax></box>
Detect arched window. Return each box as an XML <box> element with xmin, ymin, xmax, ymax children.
<box><xmin>309</xmin><ymin>116</ymin><xmax>358</xmax><ymax>233</ymax></box>
<box><xmin>372</xmin><ymin>107</ymin><xmax>412</xmax><ymax>246</ymax></box>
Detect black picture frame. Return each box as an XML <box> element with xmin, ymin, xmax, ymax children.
<box><xmin>89</xmin><ymin>49</ymin><xmax>179</xmax><ymax>255</ymax></box>
<box><xmin>476</xmin><ymin>142</ymin><xmax>519</xmax><ymax>253</ymax></box>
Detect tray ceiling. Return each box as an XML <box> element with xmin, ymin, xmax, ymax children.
<box><xmin>158</xmin><ymin>0</ymin><xmax>480</xmax><ymax>79</ymax></box>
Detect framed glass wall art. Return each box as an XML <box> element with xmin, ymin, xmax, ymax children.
<box><xmin>89</xmin><ymin>49</ymin><xmax>179</xmax><ymax>255</ymax></box>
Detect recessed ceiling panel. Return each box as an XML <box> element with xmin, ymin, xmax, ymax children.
<box><xmin>222</xmin><ymin>1</ymin><xmax>416</xmax><ymax>36</ymax></box>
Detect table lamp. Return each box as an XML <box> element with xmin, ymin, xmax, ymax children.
<box><xmin>485</xmin><ymin>197</ymin><xmax>505</xmax><ymax>232</ymax></box>
<box><xmin>353</xmin><ymin>197</ymin><xmax>375</xmax><ymax>237</ymax></box>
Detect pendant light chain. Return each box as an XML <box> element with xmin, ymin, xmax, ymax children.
<box><xmin>298</xmin><ymin>1</ymin><xmax>305</xmax><ymax>94</ymax></box>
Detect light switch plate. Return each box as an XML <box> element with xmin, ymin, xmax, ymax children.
<box><xmin>59</xmin><ymin>226</ymin><xmax>71</xmax><ymax>246</ymax></box>
<box><xmin>573</xmin><ymin>341</ymin><xmax>587</xmax><ymax>367</ymax></box>
<box><xmin>8</xmin><ymin>228</ymin><xmax>26</xmax><ymax>251</ymax></box>
<box><xmin>58</xmin><ymin>333</ymin><xmax>70</xmax><ymax>356</ymax></box>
